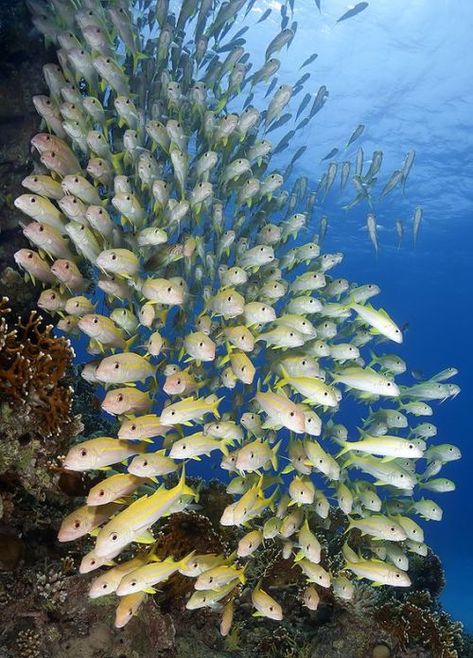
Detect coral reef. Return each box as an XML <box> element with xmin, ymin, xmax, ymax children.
<box><xmin>0</xmin><ymin>297</ymin><xmax>82</xmax><ymax>499</ymax></box>
<box><xmin>375</xmin><ymin>591</ymin><xmax>464</xmax><ymax>658</ymax></box>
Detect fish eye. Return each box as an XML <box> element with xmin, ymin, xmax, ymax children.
<box><xmin>114</xmin><ymin>362</ymin><xmax>120</xmax><ymax>369</ymax></box>
<box><xmin>39</xmin><ymin>225</ymin><xmax>44</xmax><ymax>232</ymax></box>
<box><xmin>171</xmin><ymin>411</ymin><xmax>175</xmax><ymax>416</ymax></box>
<box><xmin>27</xmin><ymin>252</ymin><xmax>33</xmax><ymax>259</ymax></box>
<box><xmin>74</xmin><ymin>520</ymin><xmax>81</xmax><ymax>529</ymax></box>
<box><xmin>98</xmin><ymin>490</ymin><xmax>104</xmax><ymax>497</ymax></box>
<box><xmin>290</xmin><ymin>412</ymin><xmax>295</xmax><ymax>417</ymax></box>
<box><xmin>111</xmin><ymin>533</ymin><xmax>118</xmax><ymax>541</ymax></box>
<box><xmin>106</xmin><ymin>58</ymin><xmax>111</xmax><ymax>63</ymax></box>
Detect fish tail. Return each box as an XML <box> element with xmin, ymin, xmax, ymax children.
<box><xmin>178</xmin><ymin>465</ymin><xmax>197</xmax><ymax>498</ymax></box>
<box><xmin>212</xmin><ymin>396</ymin><xmax>225</xmax><ymax>418</ymax></box>
<box><xmin>124</xmin><ymin>334</ymin><xmax>139</xmax><ymax>352</ymax></box>
<box><xmin>335</xmin><ymin>443</ymin><xmax>349</xmax><ymax>458</ymax></box>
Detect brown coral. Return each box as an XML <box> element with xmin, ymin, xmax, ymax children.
<box><xmin>0</xmin><ymin>297</ymin><xmax>74</xmax><ymax>438</ymax></box>
<box><xmin>374</xmin><ymin>591</ymin><xmax>463</xmax><ymax>658</ymax></box>
<box><xmin>153</xmin><ymin>510</ymin><xmax>230</xmax><ymax>609</ymax></box>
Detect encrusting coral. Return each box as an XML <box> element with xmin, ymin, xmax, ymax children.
<box><xmin>12</xmin><ymin>0</ymin><xmax>463</xmax><ymax>638</ymax></box>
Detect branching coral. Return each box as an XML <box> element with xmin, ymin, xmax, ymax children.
<box><xmin>0</xmin><ymin>297</ymin><xmax>82</xmax><ymax>498</ymax></box>
<box><xmin>0</xmin><ymin>297</ymin><xmax>74</xmax><ymax>438</ymax></box>
<box><xmin>374</xmin><ymin>591</ymin><xmax>464</xmax><ymax>658</ymax></box>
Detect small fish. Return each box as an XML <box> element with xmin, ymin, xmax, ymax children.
<box><xmin>413</xmin><ymin>207</ymin><xmax>423</xmax><ymax>246</ymax></box>
<box><xmin>252</xmin><ymin>585</ymin><xmax>283</xmax><ymax>620</ymax></box>
<box><xmin>265</xmin><ymin>28</ymin><xmax>294</xmax><ymax>61</ymax></box>
<box><xmin>380</xmin><ymin>169</ymin><xmax>403</xmax><ymax>199</ymax></box>
<box><xmin>345</xmin><ymin>125</ymin><xmax>365</xmax><ymax>150</ymax></box>
<box><xmin>257</xmin><ymin>8</ymin><xmax>271</xmax><ymax>23</ymax></box>
<box><xmin>401</xmin><ymin>149</ymin><xmax>416</xmax><ymax>195</ymax></box>
<box><xmin>321</xmin><ymin>147</ymin><xmax>338</xmax><ymax>161</ymax></box>
<box><xmin>366</xmin><ymin>213</ymin><xmax>379</xmax><ymax>255</ymax></box>
<box><xmin>337</xmin><ymin>2</ymin><xmax>369</xmax><ymax>23</ymax></box>
<box><xmin>300</xmin><ymin>53</ymin><xmax>318</xmax><ymax>69</ymax></box>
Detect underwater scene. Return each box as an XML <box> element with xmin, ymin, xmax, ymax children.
<box><xmin>0</xmin><ymin>0</ymin><xmax>471</xmax><ymax>656</ymax></box>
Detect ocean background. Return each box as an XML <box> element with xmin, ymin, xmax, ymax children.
<box><xmin>237</xmin><ymin>0</ymin><xmax>473</xmax><ymax>629</ymax></box>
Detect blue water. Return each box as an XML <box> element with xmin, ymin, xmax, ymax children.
<box><xmin>243</xmin><ymin>0</ymin><xmax>473</xmax><ymax>628</ymax></box>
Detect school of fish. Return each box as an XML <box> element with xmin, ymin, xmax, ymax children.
<box><xmin>15</xmin><ymin>0</ymin><xmax>459</xmax><ymax>631</ymax></box>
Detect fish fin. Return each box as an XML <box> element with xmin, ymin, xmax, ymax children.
<box><xmin>271</xmin><ymin>440</ymin><xmax>281</xmax><ymax>470</ymax></box>
<box><xmin>124</xmin><ymin>334</ymin><xmax>139</xmax><ymax>351</ymax></box>
<box><xmin>178</xmin><ymin>465</ymin><xmax>197</xmax><ymax>498</ymax></box>
<box><xmin>134</xmin><ymin>530</ymin><xmax>155</xmax><ymax>544</ymax></box>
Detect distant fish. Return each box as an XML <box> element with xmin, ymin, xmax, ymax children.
<box><xmin>244</xmin><ymin>0</ymin><xmax>258</xmax><ymax>17</ymax></box>
<box><xmin>216</xmin><ymin>38</ymin><xmax>246</xmax><ymax>53</ymax></box>
<box><xmin>319</xmin><ymin>215</ymin><xmax>328</xmax><ymax>243</ymax></box>
<box><xmin>233</xmin><ymin>26</ymin><xmax>249</xmax><ymax>40</ymax></box>
<box><xmin>367</xmin><ymin>212</ymin><xmax>379</xmax><ymax>255</ymax></box>
<box><xmin>265</xmin><ymin>77</ymin><xmax>279</xmax><ymax>98</ymax></box>
<box><xmin>296</xmin><ymin>92</ymin><xmax>311</xmax><ymax>120</ymax></box>
<box><xmin>401</xmin><ymin>149</ymin><xmax>416</xmax><ymax>195</ymax></box>
<box><xmin>380</xmin><ymin>169</ymin><xmax>403</xmax><ymax>199</ymax></box>
<box><xmin>340</xmin><ymin>161</ymin><xmax>351</xmax><ymax>191</ymax></box>
<box><xmin>266</xmin><ymin>113</ymin><xmax>292</xmax><ymax>134</ymax></box>
<box><xmin>295</xmin><ymin>117</ymin><xmax>309</xmax><ymax>131</ymax></box>
<box><xmin>395</xmin><ymin>219</ymin><xmax>404</xmax><ymax>249</ymax></box>
<box><xmin>355</xmin><ymin>146</ymin><xmax>364</xmax><ymax>177</ymax></box>
<box><xmin>337</xmin><ymin>2</ymin><xmax>369</xmax><ymax>23</ymax></box>
<box><xmin>314</xmin><ymin>0</ymin><xmax>321</xmax><ymax>11</ymax></box>
<box><xmin>413</xmin><ymin>207</ymin><xmax>423</xmax><ymax>246</ymax></box>
<box><xmin>257</xmin><ymin>8</ymin><xmax>271</xmax><ymax>23</ymax></box>
<box><xmin>295</xmin><ymin>72</ymin><xmax>311</xmax><ymax>88</ymax></box>
<box><xmin>243</xmin><ymin>92</ymin><xmax>254</xmax><ymax>109</ymax></box>
<box><xmin>290</xmin><ymin>146</ymin><xmax>307</xmax><ymax>165</ymax></box>
<box><xmin>273</xmin><ymin>130</ymin><xmax>295</xmax><ymax>155</ymax></box>
<box><xmin>309</xmin><ymin>85</ymin><xmax>329</xmax><ymax>118</ymax></box>
<box><xmin>321</xmin><ymin>147</ymin><xmax>339</xmax><ymax>161</ymax></box>
<box><xmin>265</xmin><ymin>28</ymin><xmax>294</xmax><ymax>60</ymax></box>
<box><xmin>411</xmin><ymin>369</ymin><xmax>424</xmax><ymax>381</ymax></box>
<box><xmin>345</xmin><ymin>124</ymin><xmax>365</xmax><ymax>149</ymax></box>
<box><xmin>300</xmin><ymin>53</ymin><xmax>318</xmax><ymax>69</ymax></box>
<box><xmin>280</xmin><ymin>4</ymin><xmax>289</xmax><ymax>30</ymax></box>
